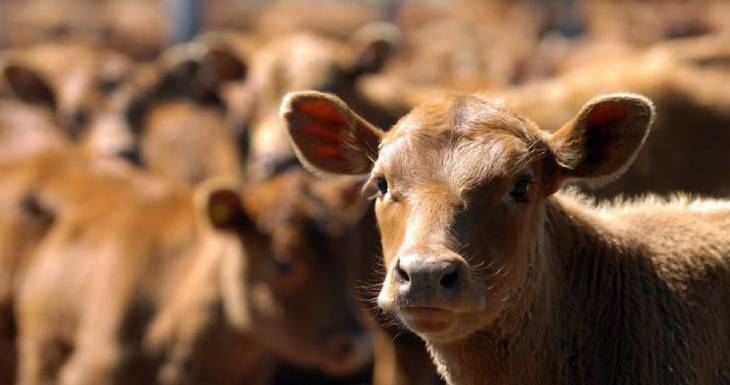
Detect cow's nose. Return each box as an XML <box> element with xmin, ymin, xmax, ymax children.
<box><xmin>396</xmin><ymin>253</ymin><xmax>464</xmax><ymax>298</ymax></box>
<box><xmin>117</xmin><ymin>148</ymin><xmax>142</xmax><ymax>165</ymax></box>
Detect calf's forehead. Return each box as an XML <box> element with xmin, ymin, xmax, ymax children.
<box><xmin>376</xmin><ymin>95</ymin><xmax>541</xmax><ymax>191</ymax></box>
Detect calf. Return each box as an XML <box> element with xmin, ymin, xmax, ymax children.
<box><xmin>1</xmin><ymin>43</ymin><xmax>132</xmax><ymax>142</ymax></box>
<box><xmin>7</xmin><ymin>148</ymin><xmax>370</xmax><ymax>385</ymax></box>
<box><xmin>119</xmin><ymin>41</ymin><xmax>251</xmax><ymax>184</ymax></box>
<box><xmin>283</xmin><ymin>90</ymin><xmax>730</xmax><ymax>385</ymax></box>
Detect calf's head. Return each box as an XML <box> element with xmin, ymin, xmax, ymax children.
<box><xmin>282</xmin><ymin>91</ymin><xmax>654</xmax><ymax>343</ymax></box>
<box><xmin>196</xmin><ymin>172</ymin><xmax>371</xmax><ymax>374</ymax></box>
<box><xmin>1</xmin><ymin>44</ymin><xmax>132</xmax><ymax>141</ymax></box>
<box><xmin>120</xmin><ymin>42</ymin><xmax>250</xmax><ymax>183</ymax></box>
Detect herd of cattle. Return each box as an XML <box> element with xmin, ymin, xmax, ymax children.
<box><xmin>1</xmin><ymin>1</ymin><xmax>730</xmax><ymax>385</ymax></box>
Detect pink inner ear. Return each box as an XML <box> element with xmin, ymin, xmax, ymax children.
<box><xmin>299</xmin><ymin>99</ymin><xmax>346</xmax><ymax>125</ymax></box>
<box><xmin>296</xmin><ymin>98</ymin><xmax>349</xmax><ymax>160</ymax></box>
<box><xmin>315</xmin><ymin>145</ymin><xmax>344</xmax><ymax>159</ymax></box>
<box><xmin>303</xmin><ymin>121</ymin><xmax>341</xmax><ymax>142</ymax></box>
<box><xmin>587</xmin><ymin>102</ymin><xmax>630</xmax><ymax>127</ymax></box>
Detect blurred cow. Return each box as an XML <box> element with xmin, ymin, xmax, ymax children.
<box><xmin>3</xmin><ymin>147</ymin><xmax>371</xmax><ymax>385</ymax></box>
<box><xmin>115</xmin><ymin>38</ymin><xmax>254</xmax><ymax>184</ymax></box>
<box><xmin>0</xmin><ymin>42</ymin><xmax>132</xmax><ymax>142</ymax></box>
<box><xmin>0</xmin><ymin>108</ymin><xmax>65</xmax><ymax>385</ymax></box>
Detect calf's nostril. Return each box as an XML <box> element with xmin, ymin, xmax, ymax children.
<box><xmin>440</xmin><ymin>269</ymin><xmax>458</xmax><ymax>290</ymax></box>
<box><xmin>396</xmin><ymin>260</ymin><xmax>410</xmax><ymax>282</ymax></box>
<box><xmin>326</xmin><ymin>336</ymin><xmax>354</xmax><ymax>358</ymax></box>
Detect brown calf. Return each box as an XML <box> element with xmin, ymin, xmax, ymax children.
<box><xmin>7</xmin><ymin>148</ymin><xmax>370</xmax><ymax>385</ymax></box>
<box><xmin>283</xmin><ymin>90</ymin><xmax>730</xmax><ymax>385</ymax></box>
<box><xmin>119</xmin><ymin>41</ymin><xmax>250</xmax><ymax>184</ymax></box>
<box><xmin>1</xmin><ymin>43</ymin><xmax>132</xmax><ymax>142</ymax></box>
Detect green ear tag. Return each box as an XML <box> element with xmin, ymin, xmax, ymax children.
<box><xmin>211</xmin><ymin>204</ymin><xmax>232</xmax><ymax>226</ymax></box>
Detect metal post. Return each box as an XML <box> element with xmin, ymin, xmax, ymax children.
<box><xmin>384</xmin><ymin>0</ymin><xmax>404</xmax><ymax>23</ymax></box>
<box><xmin>163</xmin><ymin>0</ymin><xmax>201</xmax><ymax>45</ymax></box>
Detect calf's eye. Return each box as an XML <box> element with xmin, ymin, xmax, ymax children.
<box><xmin>510</xmin><ymin>176</ymin><xmax>532</xmax><ymax>202</ymax></box>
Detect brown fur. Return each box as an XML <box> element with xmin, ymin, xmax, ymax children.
<box><xmin>283</xmin><ymin>90</ymin><xmax>730</xmax><ymax>385</ymax></box>
<box><xmin>0</xmin><ymin>100</ymin><xmax>69</xmax><ymax>385</ymax></box>
<box><xmin>0</xmin><ymin>100</ymin><xmax>68</xmax><ymax>164</ymax></box>
<box><xmin>138</xmin><ymin>101</ymin><xmax>242</xmax><ymax>185</ymax></box>
<box><xmin>6</xmin><ymin>147</ymin><xmax>370</xmax><ymax>385</ymax></box>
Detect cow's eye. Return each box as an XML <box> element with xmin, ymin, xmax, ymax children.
<box><xmin>376</xmin><ymin>177</ymin><xmax>388</xmax><ymax>196</ymax></box>
<box><xmin>510</xmin><ymin>176</ymin><xmax>532</xmax><ymax>203</ymax></box>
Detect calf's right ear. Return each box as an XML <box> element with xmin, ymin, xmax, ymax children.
<box><xmin>281</xmin><ymin>91</ymin><xmax>383</xmax><ymax>176</ymax></box>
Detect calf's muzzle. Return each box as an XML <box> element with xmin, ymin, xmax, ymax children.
<box><xmin>386</xmin><ymin>250</ymin><xmax>473</xmax><ymax>311</ymax></box>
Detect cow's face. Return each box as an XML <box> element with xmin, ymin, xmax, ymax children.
<box><xmin>198</xmin><ymin>172</ymin><xmax>371</xmax><ymax>375</ymax></box>
<box><xmin>2</xmin><ymin>44</ymin><xmax>132</xmax><ymax>141</ymax></box>
<box><xmin>116</xmin><ymin>42</ymin><xmax>250</xmax><ymax>180</ymax></box>
<box><xmin>282</xmin><ymin>91</ymin><xmax>654</xmax><ymax>343</ymax></box>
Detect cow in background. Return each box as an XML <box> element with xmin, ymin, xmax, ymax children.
<box><xmin>5</xmin><ymin>147</ymin><xmax>371</xmax><ymax>385</ymax></box>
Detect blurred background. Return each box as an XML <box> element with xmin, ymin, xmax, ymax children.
<box><xmin>2</xmin><ymin>0</ymin><xmax>729</xmax><ymax>83</ymax></box>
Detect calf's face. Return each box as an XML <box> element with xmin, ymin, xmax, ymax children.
<box><xmin>1</xmin><ymin>44</ymin><xmax>132</xmax><ymax>140</ymax></box>
<box><xmin>199</xmin><ymin>173</ymin><xmax>371</xmax><ymax>375</ymax></box>
<box><xmin>282</xmin><ymin>91</ymin><xmax>654</xmax><ymax>343</ymax></box>
<box><xmin>119</xmin><ymin>43</ymin><xmax>251</xmax><ymax>181</ymax></box>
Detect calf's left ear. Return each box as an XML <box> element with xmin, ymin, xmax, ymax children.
<box><xmin>547</xmin><ymin>93</ymin><xmax>655</xmax><ymax>190</ymax></box>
